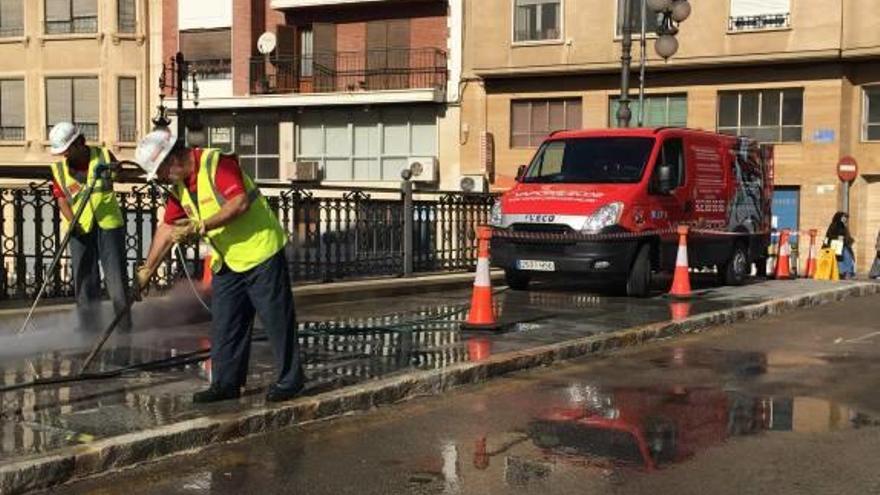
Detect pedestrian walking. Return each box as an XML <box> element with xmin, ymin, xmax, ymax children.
<box><xmin>48</xmin><ymin>122</ymin><xmax>131</xmax><ymax>333</ymax></box>
<box><xmin>869</xmin><ymin>228</ymin><xmax>880</xmax><ymax>280</ymax></box>
<box><xmin>133</xmin><ymin>129</ymin><xmax>304</xmax><ymax>403</ymax></box>
<box><xmin>824</xmin><ymin>211</ymin><xmax>856</xmax><ymax>279</ymax></box>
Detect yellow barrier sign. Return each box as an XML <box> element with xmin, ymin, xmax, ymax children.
<box><xmin>813</xmin><ymin>248</ymin><xmax>839</xmax><ymax>281</ymax></box>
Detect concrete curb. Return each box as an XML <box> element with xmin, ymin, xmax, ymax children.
<box><xmin>0</xmin><ymin>270</ymin><xmax>501</xmax><ymax>319</ymax></box>
<box><xmin>2</xmin><ymin>281</ymin><xmax>878</xmax><ymax>494</ymax></box>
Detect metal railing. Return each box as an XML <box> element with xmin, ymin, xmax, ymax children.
<box><xmin>250</xmin><ymin>47</ymin><xmax>448</xmax><ymax>95</ymax></box>
<box><xmin>0</xmin><ymin>127</ymin><xmax>24</xmax><ymax>141</ymax></box>
<box><xmin>45</xmin><ymin>16</ymin><xmax>98</xmax><ymax>35</ymax></box>
<box><xmin>46</xmin><ymin>123</ymin><xmax>98</xmax><ymax>141</ymax></box>
<box><xmin>0</xmin><ymin>181</ymin><xmax>494</xmax><ymax>301</ymax></box>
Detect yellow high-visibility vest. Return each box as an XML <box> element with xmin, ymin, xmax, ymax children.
<box><xmin>49</xmin><ymin>147</ymin><xmax>124</xmax><ymax>233</ymax></box>
<box><xmin>173</xmin><ymin>149</ymin><xmax>287</xmax><ymax>273</ymax></box>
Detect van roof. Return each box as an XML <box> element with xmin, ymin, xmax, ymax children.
<box><xmin>547</xmin><ymin>127</ymin><xmax>739</xmax><ymax>141</ymax></box>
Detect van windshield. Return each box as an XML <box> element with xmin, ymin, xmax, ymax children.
<box><xmin>523</xmin><ymin>137</ymin><xmax>655</xmax><ymax>184</ymax></box>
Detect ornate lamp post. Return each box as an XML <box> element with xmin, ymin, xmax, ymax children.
<box><xmin>153</xmin><ymin>52</ymin><xmax>204</xmax><ymax>145</ymax></box>
<box><xmin>617</xmin><ymin>0</ymin><xmax>691</xmax><ymax>128</ymax></box>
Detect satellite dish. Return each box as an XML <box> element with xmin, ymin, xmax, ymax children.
<box><xmin>257</xmin><ymin>32</ymin><xmax>277</xmax><ymax>55</ymax></box>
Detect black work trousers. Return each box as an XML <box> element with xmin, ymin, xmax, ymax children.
<box><xmin>209</xmin><ymin>250</ymin><xmax>303</xmax><ymax>392</ymax></box>
<box><xmin>69</xmin><ymin>226</ymin><xmax>131</xmax><ymax>333</ymax></box>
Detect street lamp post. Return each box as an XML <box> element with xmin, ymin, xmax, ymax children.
<box><xmin>153</xmin><ymin>51</ymin><xmax>203</xmax><ymax>145</ymax></box>
<box><xmin>617</xmin><ymin>0</ymin><xmax>691</xmax><ymax>128</ymax></box>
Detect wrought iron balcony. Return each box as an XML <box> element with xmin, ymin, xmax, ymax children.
<box><xmin>728</xmin><ymin>13</ymin><xmax>791</xmax><ymax>32</ymax></box>
<box><xmin>250</xmin><ymin>47</ymin><xmax>448</xmax><ymax>95</ymax></box>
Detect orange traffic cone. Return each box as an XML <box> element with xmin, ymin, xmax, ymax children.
<box><xmin>669</xmin><ymin>225</ymin><xmax>692</xmax><ymax>298</ymax></box>
<box><xmin>804</xmin><ymin>229</ymin><xmax>818</xmax><ymax>278</ymax></box>
<box><xmin>775</xmin><ymin>229</ymin><xmax>792</xmax><ymax>280</ymax></box>
<box><xmin>462</xmin><ymin>226</ymin><xmax>500</xmax><ymax>330</ymax></box>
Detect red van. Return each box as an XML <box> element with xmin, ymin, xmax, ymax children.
<box><xmin>489</xmin><ymin>127</ymin><xmax>773</xmax><ymax>296</ymax></box>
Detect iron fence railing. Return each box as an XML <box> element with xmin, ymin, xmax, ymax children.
<box><xmin>250</xmin><ymin>47</ymin><xmax>448</xmax><ymax>95</ymax></box>
<box><xmin>0</xmin><ymin>181</ymin><xmax>494</xmax><ymax>301</ymax></box>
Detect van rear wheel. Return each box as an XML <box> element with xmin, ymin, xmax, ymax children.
<box><xmin>626</xmin><ymin>244</ymin><xmax>652</xmax><ymax>298</ymax></box>
<box><xmin>720</xmin><ymin>243</ymin><xmax>749</xmax><ymax>286</ymax></box>
<box><xmin>505</xmin><ymin>269</ymin><xmax>531</xmax><ymax>291</ymax></box>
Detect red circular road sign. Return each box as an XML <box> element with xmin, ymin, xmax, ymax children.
<box><xmin>837</xmin><ymin>156</ymin><xmax>859</xmax><ymax>182</ymax></box>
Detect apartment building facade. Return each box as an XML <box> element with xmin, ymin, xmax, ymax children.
<box><xmin>461</xmin><ymin>0</ymin><xmax>880</xmax><ymax>272</ymax></box>
<box><xmin>160</xmin><ymin>0</ymin><xmax>464</xmax><ymax>189</ymax></box>
<box><xmin>0</xmin><ymin>0</ymin><xmax>150</xmax><ymax>170</ymax></box>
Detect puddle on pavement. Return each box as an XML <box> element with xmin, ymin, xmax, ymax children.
<box><xmin>0</xmin><ymin>285</ymin><xmax>798</xmax><ymax>459</ymax></box>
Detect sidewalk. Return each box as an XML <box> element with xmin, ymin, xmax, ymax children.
<box><xmin>1</xmin><ymin>278</ymin><xmax>877</xmax><ymax>494</ymax></box>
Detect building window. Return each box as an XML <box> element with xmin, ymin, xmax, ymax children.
<box><xmin>511</xmin><ymin>98</ymin><xmax>582</xmax><ymax>148</ymax></box>
<box><xmin>117</xmin><ymin>0</ymin><xmax>136</xmax><ymax>33</ymax></box>
<box><xmin>0</xmin><ymin>0</ymin><xmax>24</xmax><ymax>37</ymax></box>
<box><xmin>45</xmin><ymin>0</ymin><xmax>98</xmax><ymax>34</ymax></box>
<box><xmin>729</xmin><ymin>0</ymin><xmax>790</xmax><ymax>32</ymax></box>
<box><xmin>513</xmin><ymin>0</ymin><xmax>560</xmax><ymax>42</ymax></box>
<box><xmin>863</xmin><ymin>86</ymin><xmax>880</xmax><ymax>141</ymax></box>
<box><xmin>297</xmin><ymin>107</ymin><xmax>437</xmax><ymax>182</ymax></box>
<box><xmin>616</xmin><ymin>0</ymin><xmax>661</xmax><ymax>36</ymax></box>
<box><xmin>609</xmin><ymin>94</ymin><xmax>687</xmax><ymax>127</ymax></box>
<box><xmin>717</xmin><ymin>88</ymin><xmax>802</xmax><ymax>143</ymax></box>
<box><xmin>179</xmin><ymin>28</ymin><xmax>232</xmax><ymax>80</ymax></box>
<box><xmin>117</xmin><ymin>78</ymin><xmax>137</xmax><ymax>143</ymax></box>
<box><xmin>0</xmin><ymin>79</ymin><xmax>24</xmax><ymax>141</ymax></box>
<box><xmin>235</xmin><ymin>123</ymin><xmax>280</xmax><ymax>181</ymax></box>
<box><xmin>46</xmin><ymin>77</ymin><xmax>99</xmax><ymax>140</ymax></box>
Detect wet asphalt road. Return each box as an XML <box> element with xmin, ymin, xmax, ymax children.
<box><xmin>53</xmin><ymin>293</ymin><xmax>880</xmax><ymax>495</ymax></box>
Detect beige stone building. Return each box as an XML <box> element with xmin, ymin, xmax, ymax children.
<box><xmin>459</xmin><ymin>0</ymin><xmax>880</xmax><ymax>272</ymax></box>
<box><xmin>0</xmin><ymin>0</ymin><xmax>151</xmax><ymax>173</ymax></box>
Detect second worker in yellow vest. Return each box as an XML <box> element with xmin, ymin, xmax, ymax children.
<box><xmin>48</xmin><ymin>122</ymin><xmax>132</xmax><ymax>333</ymax></box>
<box><xmin>134</xmin><ymin>129</ymin><xmax>304</xmax><ymax>404</ymax></box>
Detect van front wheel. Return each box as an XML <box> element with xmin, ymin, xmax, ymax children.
<box><xmin>505</xmin><ymin>269</ymin><xmax>531</xmax><ymax>291</ymax></box>
<box><xmin>626</xmin><ymin>244</ymin><xmax>652</xmax><ymax>298</ymax></box>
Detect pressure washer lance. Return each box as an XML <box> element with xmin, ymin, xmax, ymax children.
<box><xmin>17</xmin><ymin>164</ymin><xmax>115</xmax><ymax>336</ymax></box>
<box><xmin>77</xmin><ymin>239</ymin><xmax>175</xmax><ymax>375</ymax></box>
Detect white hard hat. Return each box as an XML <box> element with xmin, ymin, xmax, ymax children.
<box><xmin>135</xmin><ymin>128</ymin><xmax>177</xmax><ymax>181</ymax></box>
<box><xmin>48</xmin><ymin>122</ymin><xmax>82</xmax><ymax>155</ymax></box>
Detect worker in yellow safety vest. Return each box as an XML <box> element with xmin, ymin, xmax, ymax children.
<box><xmin>133</xmin><ymin>129</ymin><xmax>304</xmax><ymax>403</ymax></box>
<box><xmin>48</xmin><ymin>122</ymin><xmax>132</xmax><ymax>333</ymax></box>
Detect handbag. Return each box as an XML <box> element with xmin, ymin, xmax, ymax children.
<box><xmin>830</xmin><ymin>238</ymin><xmax>844</xmax><ymax>256</ymax></box>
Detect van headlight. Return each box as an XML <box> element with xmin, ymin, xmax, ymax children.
<box><xmin>582</xmin><ymin>202</ymin><xmax>623</xmax><ymax>233</ymax></box>
<box><xmin>489</xmin><ymin>199</ymin><xmax>503</xmax><ymax>227</ymax></box>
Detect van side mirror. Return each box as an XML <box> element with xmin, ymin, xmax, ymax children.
<box><xmin>657</xmin><ymin>163</ymin><xmax>674</xmax><ymax>194</ymax></box>
<box><xmin>515</xmin><ymin>165</ymin><xmax>527</xmax><ymax>181</ymax></box>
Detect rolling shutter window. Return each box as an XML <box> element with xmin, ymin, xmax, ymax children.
<box><xmin>73</xmin><ymin>78</ymin><xmax>98</xmax><ymax>124</ymax></box>
<box><xmin>179</xmin><ymin>28</ymin><xmax>231</xmax><ymax>61</ymax></box>
<box><xmin>0</xmin><ymin>80</ymin><xmax>24</xmax><ymax>131</ymax></box>
<box><xmin>72</xmin><ymin>0</ymin><xmax>96</xmax><ymax>18</ymax></box>
<box><xmin>45</xmin><ymin>0</ymin><xmax>69</xmax><ymax>23</ymax></box>
<box><xmin>118</xmin><ymin>0</ymin><xmax>136</xmax><ymax>33</ymax></box>
<box><xmin>0</xmin><ymin>0</ymin><xmax>24</xmax><ymax>36</ymax></box>
<box><xmin>730</xmin><ymin>0</ymin><xmax>789</xmax><ymax>16</ymax></box>
<box><xmin>46</xmin><ymin>78</ymin><xmax>73</xmax><ymax>126</ymax></box>
<box><xmin>118</xmin><ymin>78</ymin><xmax>137</xmax><ymax>142</ymax></box>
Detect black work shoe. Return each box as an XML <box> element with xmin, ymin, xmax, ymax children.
<box><xmin>265</xmin><ymin>381</ymin><xmax>304</xmax><ymax>403</ymax></box>
<box><xmin>192</xmin><ymin>385</ymin><xmax>240</xmax><ymax>403</ymax></box>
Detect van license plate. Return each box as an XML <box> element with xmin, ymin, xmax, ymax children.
<box><xmin>517</xmin><ymin>260</ymin><xmax>556</xmax><ymax>271</ymax></box>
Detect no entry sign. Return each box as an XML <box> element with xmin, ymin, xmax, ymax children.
<box><xmin>837</xmin><ymin>156</ymin><xmax>858</xmax><ymax>182</ymax></box>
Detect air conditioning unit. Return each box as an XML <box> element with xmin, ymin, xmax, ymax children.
<box><xmin>282</xmin><ymin>160</ymin><xmax>322</xmax><ymax>182</ymax></box>
<box><xmin>459</xmin><ymin>174</ymin><xmax>487</xmax><ymax>193</ymax></box>
<box><xmin>407</xmin><ymin>156</ymin><xmax>439</xmax><ymax>183</ymax></box>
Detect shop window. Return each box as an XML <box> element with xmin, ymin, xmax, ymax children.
<box><xmin>511</xmin><ymin>98</ymin><xmax>581</xmax><ymax>148</ymax></box>
<box><xmin>609</xmin><ymin>94</ymin><xmax>687</xmax><ymax>127</ymax></box>
<box><xmin>717</xmin><ymin>88</ymin><xmax>802</xmax><ymax>143</ymax></box>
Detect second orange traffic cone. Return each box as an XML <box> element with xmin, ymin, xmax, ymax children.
<box><xmin>462</xmin><ymin>226</ymin><xmax>500</xmax><ymax>330</ymax></box>
<box><xmin>775</xmin><ymin>229</ymin><xmax>792</xmax><ymax>280</ymax></box>
<box><xmin>804</xmin><ymin>229</ymin><xmax>818</xmax><ymax>278</ymax></box>
<box><xmin>669</xmin><ymin>225</ymin><xmax>692</xmax><ymax>298</ymax></box>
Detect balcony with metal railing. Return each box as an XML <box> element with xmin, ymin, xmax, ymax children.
<box><xmin>728</xmin><ymin>13</ymin><xmax>791</xmax><ymax>32</ymax></box>
<box><xmin>250</xmin><ymin>48</ymin><xmax>447</xmax><ymax>96</ymax></box>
